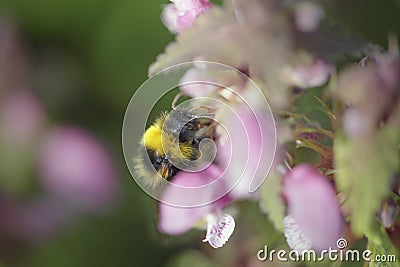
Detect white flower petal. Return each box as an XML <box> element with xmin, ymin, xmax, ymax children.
<box><xmin>283</xmin><ymin>215</ymin><xmax>312</xmax><ymax>253</ymax></box>
<box><xmin>203</xmin><ymin>213</ymin><xmax>235</xmax><ymax>248</ymax></box>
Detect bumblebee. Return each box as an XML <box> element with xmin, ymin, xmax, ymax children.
<box><xmin>135</xmin><ymin>107</ymin><xmax>216</xmax><ymax>191</ymax></box>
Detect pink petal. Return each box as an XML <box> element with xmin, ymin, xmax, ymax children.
<box><xmin>217</xmin><ymin>105</ymin><xmax>275</xmax><ymax>200</ymax></box>
<box><xmin>158</xmin><ymin>204</ymin><xmax>210</xmax><ymax>235</ymax></box>
<box><xmin>158</xmin><ymin>164</ymin><xmax>231</xmax><ymax>235</ymax></box>
<box><xmin>179</xmin><ymin>67</ymin><xmax>218</xmax><ymax>97</ymax></box>
<box><xmin>283</xmin><ymin>164</ymin><xmax>343</xmax><ymax>252</ymax></box>
<box><xmin>172</xmin><ymin>0</ymin><xmax>211</xmax><ymax>11</ymax></box>
<box><xmin>343</xmin><ymin>109</ymin><xmax>373</xmax><ymax>138</ymax></box>
<box><xmin>176</xmin><ymin>10</ymin><xmax>198</xmax><ymax>31</ymax></box>
<box><xmin>38</xmin><ymin>127</ymin><xmax>117</xmax><ymax>211</ymax></box>
<box><xmin>285</xmin><ymin>60</ymin><xmax>333</xmax><ymax>88</ymax></box>
<box><xmin>294</xmin><ymin>2</ymin><xmax>324</xmax><ymax>32</ymax></box>
<box><xmin>161</xmin><ymin>0</ymin><xmax>212</xmax><ymax>33</ymax></box>
<box><xmin>179</xmin><ymin>66</ymin><xmax>245</xmax><ymax>98</ymax></box>
<box><xmin>379</xmin><ymin>199</ymin><xmax>397</xmax><ymax>229</ymax></box>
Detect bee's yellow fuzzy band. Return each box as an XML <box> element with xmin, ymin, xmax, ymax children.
<box><xmin>143</xmin><ymin>125</ymin><xmax>165</xmax><ymax>156</ymax></box>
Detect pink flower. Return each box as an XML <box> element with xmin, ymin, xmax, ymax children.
<box><xmin>294</xmin><ymin>2</ymin><xmax>324</xmax><ymax>32</ymax></box>
<box><xmin>283</xmin><ymin>164</ymin><xmax>343</xmax><ymax>252</ymax></box>
<box><xmin>157</xmin><ymin>102</ymin><xmax>275</xmax><ymax>248</ymax></box>
<box><xmin>179</xmin><ymin>67</ymin><xmax>220</xmax><ymax>97</ymax></box>
<box><xmin>0</xmin><ymin>197</ymin><xmax>72</xmax><ymax>242</ymax></box>
<box><xmin>38</xmin><ymin>127</ymin><xmax>117</xmax><ymax>211</ymax></box>
<box><xmin>179</xmin><ymin>66</ymin><xmax>245</xmax><ymax>98</ymax></box>
<box><xmin>158</xmin><ymin>73</ymin><xmax>275</xmax><ymax>247</ymax></box>
<box><xmin>379</xmin><ymin>199</ymin><xmax>397</xmax><ymax>229</ymax></box>
<box><xmin>158</xmin><ymin>164</ymin><xmax>235</xmax><ymax>248</ymax></box>
<box><xmin>0</xmin><ymin>90</ymin><xmax>46</xmax><ymax>144</ymax></box>
<box><xmin>217</xmin><ymin>104</ymin><xmax>276</xmax><ymax>200</ymax></box>
<box><xmin>202</xmin><ymin>213</ymin><xmax>235</xmax><ymax>248</ymax></box>
<box><xmin>0</xmin><ymin>90</ymin><xmax>47</xmax><ymax>194</ymax></box>
<box><xmin>284</xmin><ymin>59</ymin><xmax>333</xmax><ymax>89</ymax></box>
<box><xmin>342</xmin><ymin>108</ymin><xmax>372</xmax><ymax>138</ymax></box>
<box><xmin>161</xmin><ymin>0</ymin><xmax>212</xmax><ymax>33</ymax></box>
<box><xmin>0</xmin><ymin>19</ymin><xmax>28</xmax><ymax>91</ymax></box>
<box><xmin>337</xmin><ymin>52</ymin><xmax>400</xmax><ymax>136</ymax></box>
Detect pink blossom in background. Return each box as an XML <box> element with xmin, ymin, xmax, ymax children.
<box><xmin>161</xmin><ymin>0</ymin><xmax>212</xmax><ymax>33</ymax></box>
<box><xmin>0</xmin><ymin>197</ymin><xmax>72</xmax><ymax>242</ymax></box>
<box><xmin>283</xmin><ymin>164</ymin><xmax>343</xmax><ymax>252</ymax></box>
<box><xmin>38</xmin><ymin>127</ymin><xmax>117</xmax><ymax>211</ymax></box>
<box><xmin>0</xmin><ymin>18</ymin><xmax>28</xmax><ymax>92</ymax></box>
<box><xmin>0</xmin><ymin>90</ymin><xmax>46</xmax><ymax>144</ymax></box>
<box><xmin>338</xmin><ymin>52</ymin><xmax>400</xmax><ymax>136</ymax></box>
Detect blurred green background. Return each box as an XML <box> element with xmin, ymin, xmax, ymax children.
<box><xmin>0</xmin><ymin>0</ymin><xmax>399</xmax><ymax>267</ymax></box>
<box><xmin>0</xmin><ymin>1</ymin><xmax>177</xmax><ymax>266</ymax></box>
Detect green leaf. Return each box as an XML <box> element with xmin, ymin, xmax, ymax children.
<box><xmin>365</xmin><ymin>221</ymin><xmax>399</xmax><ymax>267</ymax></box>
<box><xmin>259</xmin><ymin>168</ymin><xmax>286</xmax><ymax>232</ymax></box>
<box><xmin>334</xmin><ymin>127</ymin><xmax>400</xmax><ymax>237</ymax></box>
